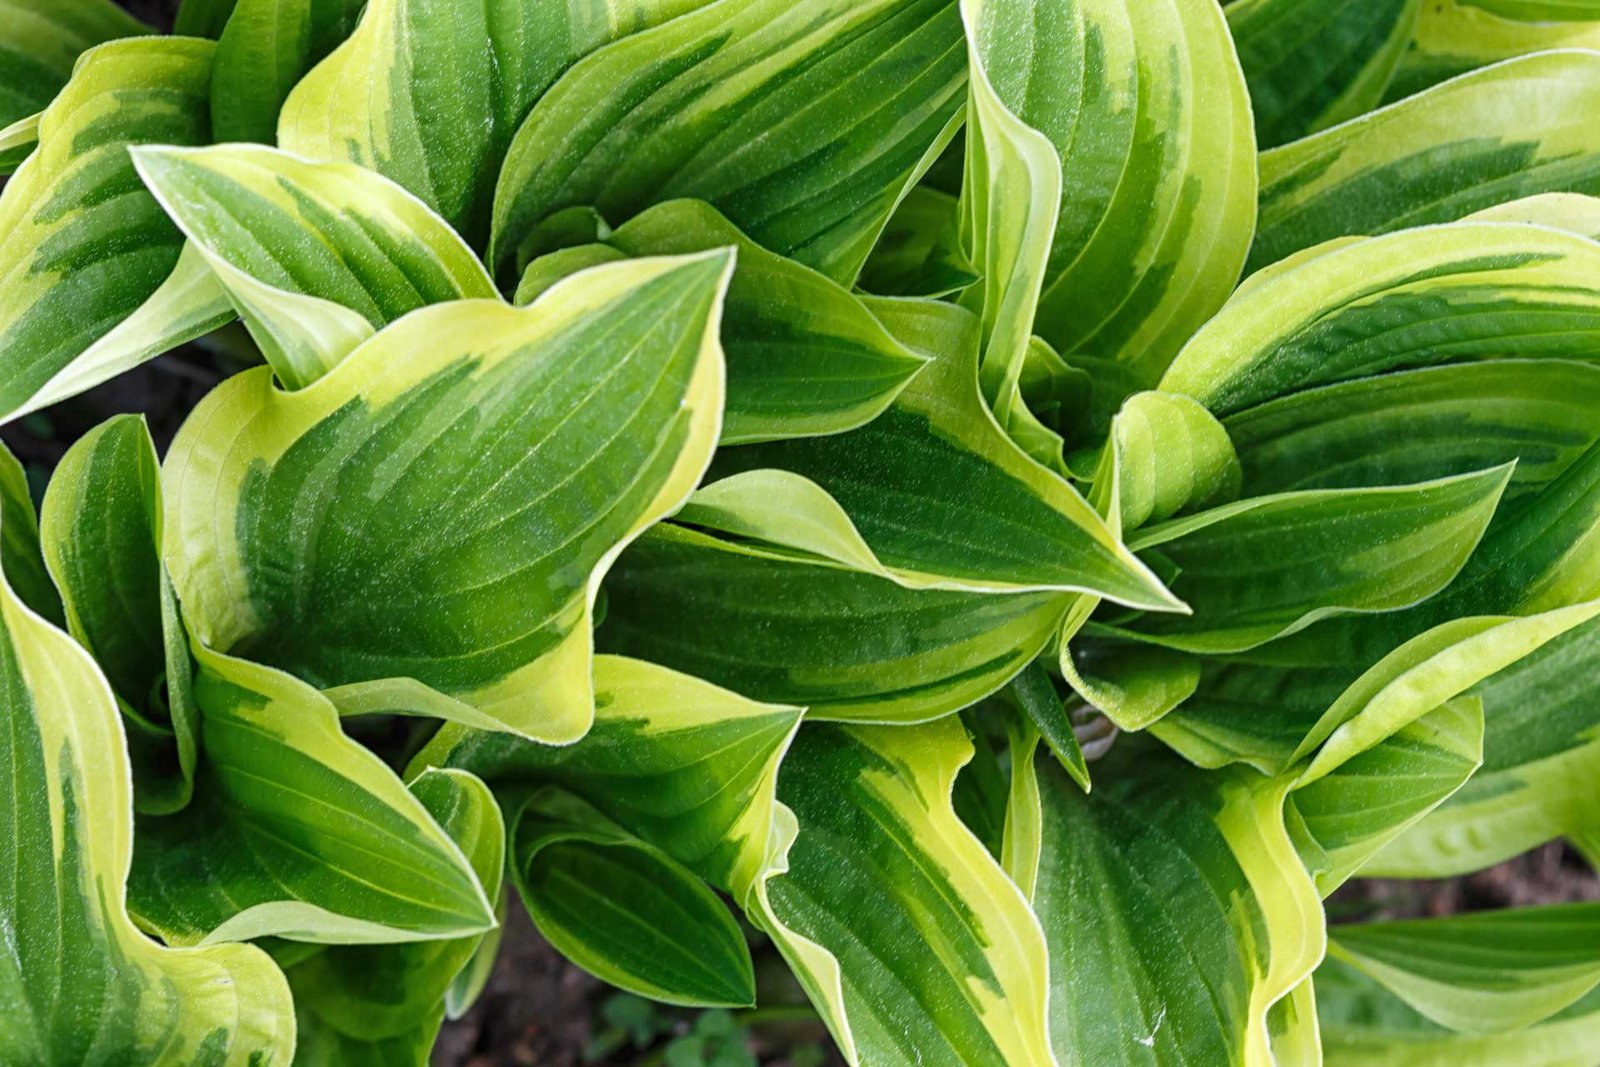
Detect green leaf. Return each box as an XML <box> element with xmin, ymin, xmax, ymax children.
<box><xmin>518</xmin><ymin>199</ymin><xmax>930</xmax><ymax>444</ymax></box>
<box><xmin>210</xmin><ymin>0</ymin><xmax>364</xmax><ymax>142</ymax></box>
<box><xmin>961</xmin><ymin>0</ymin><xmax>1256</xmax><ymax>414</ymax></box>
<box><xmin>1167</xmin><ymin>220</ymin><xmax>1600</xmax><ymax>417</ymax></box>
<box><xmin>1251</xmin><ymin>50</ymin><xmax>1600</xmax><ymax>272</ymax></box>
<box><xmin>1318</xmin><ymin>959</ymin><xmax>1600</xmax><ymax>1067</ymax></box>
<box><xmin>286</xmin><ymin>767</ymin><xmax>505</xmax><ymax>1061</ymax></box>
<box><xmin>1385</xmin><ymin>0</ymin><xmax>1600</xmax><ymax>102</ymax></box>
<box><xmin>693</xmin><ymin>298</ymin><xmax>1178</xmax><ymax>605</ymax></box>
<box><xmin>1225</xmin><ymin>0</ymin><xmax>1421</xmax><ymax>149</ymax></box>
<box><xmin>1460</xmin><ymin>0</ymin><xmax>1600</xmax><ymax>17</ymax></box>
<box><xmin>132</xmin><ymin>142</ymin><xmax>497</xmax><ymax>388</ymax></box>
<box><xmin>600</xmin><ymin>525</ymin><xmax>1073</xmax><ymax>723</ymax></box>
<box><xmin>0</xmin><ymin>503</ymin><xmax>294</xmax><ymax>1064</ymax></box>
<box><xmin>175</xmin><ymin>0</ymin><xmax>239</xmax><ymax>37</ymax></box>
<box><xmin>858</xmin><ymin>186</ymin><xmax>978</xmax><ymax>298</ymax></box>
<box><xmin>40</xmin><ymin>415</ymin><xmax>198</xmax><ymax>814</ymax></box>
<box><xmin>1330</xmin><ymin>904</ymin><xmax>1600</xmax><ymax>1035</ymax></box>
<box><xmin>413</xmin><ymin>654</ymin><xmax>803</xmax><ymax>898</ymax></box>
<box><xmin>749</xmin><ymin>719</ymin><xmax>1058</xmax><ymax>1066</ymax></box>
<box><xmin>0</xmin><ymin>110</ymin><xmax>38</xmax><ymax>174</ymax></box>
<box><xmin>1008</xmin><ymin>660</ymin><xmax>1089</xmax><ymax>790</ymax></box>
<box><xmin>164</xmin><ymin>251</ymin><xmax>732</xmax><ymax>741</ymax></box>
<box><xmin>0</xmin><ymin>0</ymin><xmax>150</xmax><ymax>130</ymax></box>
<box><xmin>489</xmin><ymin>0</ymin><xmax>966</xmax><ymax>284</ymax></box>
<box><xmin>1227</xmin><ymin>360</ymin><xmax>1600</xmax><ymax>506</ymax></box>
<box><xmin>0</xmin><ymin>440</ymin><xmax>61</xmax><ymax>626</ymax></box>
<box><xmin>508</xmin><ymin>788</ymin><xmax>756</xmax><ymax>1008</ymax></box>
<box><xmin>128</xmin><ymin>648</ymin><xmax>496</xmax><ymax>946</ymax></box>
<box><xmin>1100</xmin><ymin>465</ymin><xmax>1513</xmax><ymax>653</ymax></box>
<box><xmin>280</xmin><ymin>0</ymin><xmax>715</xmax><ymax>244</ymax></box>
<box><xmin>1031</xmin><ymin>741</ymin><xmax>1323</xmax><ymax>1066</ymax></box>
<box><xmin>1290</xmin><ymin>697</ymin><xmax>1484</xmax><ymax>895</ymax></box>
<box><xmin>0</xmin><ymin>37</ymin><xmax>235</xmax><ymax>423</ymax></box>
<box><xmin>1366</xmin><ymin>611</ymin><xmax>1600</xmax><ymax>876</ymax></box>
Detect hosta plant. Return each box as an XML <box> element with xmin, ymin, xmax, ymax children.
<box><xmin>3</xmin><ymin>0</ymin><xmax>1600</xmax><ymax>1063</ymax></box>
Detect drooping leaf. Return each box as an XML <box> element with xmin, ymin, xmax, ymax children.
<box><xmin>164</xmin><ymin>251</ymin><xmax>732</xmax><ymax>742</ymax></box>
<box><xmin>1289</xmin><ymin>697</ymin><xmax>1485</xmax><ymax>895</ymax></box>
<box><xmin>749</xmin><ymin>719</ymin><xmax>1058</xmax><ymax>1067</ymax></box>
<box><xmin>128</xmin><ymin>648</ymin><xmax>496</xmax><ymax>946</ymax></box>
<box><xmin>1167</xmin><ymin>221</ymin><xmax>1600</xmax><ymax>417</ymax></box>
<box><xmin>1329</xmin><ymin>903</ymin><xmax>1600</xmax><ymax>1035</ymax></box>
<box><xmin>0</xmin><ymin>508</ymin><xmax>294</xmax><ymax>1064</ymax></box>
<box><xmin>1099</xmin><ymin>465</ymin><xmax>1513</xmax><ymax>654</ymax></box>
<box><xmin>960</xmin><ymin>0</ymin><xmax>1256</xmax><ymax>417</ymax></box>
<box><xmin>508</xmin><ymin>788</ymin><xmax>756</xmax><ymax>1008</ymax></box>
<box><xmin>286</xmin><ymin>767</ymin><xmax>505</xmax><ymax>1063</ymax></box>
<box><xmin>40</xmin><ymin>415</ymin><xmax>197</xmax><ymax>814</ymax></box>
<box><xmin>0</xmin><ymin>0</ymin><xmax>150</xmax><ymax>132</ymax></box>
<box><xmin>1318</xmin><ymin>958</ymin><xmax>1600</xmax><ymax>1067</ymax></box>
<box><xmin>279</xmin><ymin>0</ymin><xmax>715</xmax><ymax>244</ymax></box>
<box><xmin>1031</xmin><ymin>741</ymin><xmax>1324</xmax><ymax>1066</ymax></box>
<box><xmin>413</xmin><ymin>654</ymin><xmax>803</xmax><ymax>898</ymax></box>
<box><xmin>518</xmin><ymin>199</ymin><xmax>930</xmax><ymax>444</ymax></box>
<box><xmin>210</xmin><ymin>0</ymin><xmax>364</xmax><ymax>142</ymax></box>
<box><xmin>1225</xmin><ymin>0</ymin><xmax>1421</xmax><ymax>148</ymax></box>
<box><xmin>1366</xmin><ymin>612</ymin><xmax>1600</xmax><ymax>876</ymax></box>
<box><xmin>132</xmin><ymin>142</ymin><xmax>497</xmax><ymax>388</ymax></box>
<box><xmin>600</xmin><ymin>525</ymin><xmax>1073</xmax><ymax>723</ymax></box>
<box><xmin>0</xmin><ymin>37</ymin><xmax>234</xmax><ymax>423</ymax></box>
<box><xmin>489</xmin><ymin>0</ymin><xmax>966</xmax><ymax>284</ymax></box>
<box><xmin>697</xmin><ymin>297</ymin><xmax>1179</xmax><ymax>605</ymax></box>
<box><xmin>1251</xmin><ymin>51</ymin><xmax>1600</xmax><ymax>272</ymax></box>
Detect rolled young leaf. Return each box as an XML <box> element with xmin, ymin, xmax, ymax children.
<box><xmin>1251</xmin><ymin>50</ymin><xmax>1600</xmax><ymax>272</ymax></box>
<box><xmin>490</xmin><ymin>0</ymin><xmax>967</xmax><ymax>284</ymax></box>
<box><xmin>280</xmin><ymin>0</ymin><xmax>715</xmax><ymax>244</ymax></box>
<box><xmin>132</xmin><ymin>142</ymin><xmax>497</xmax><ymax>388</ymax></box>
<box><xmin>164</xmin><ymin>251</ymin><xmax>733</xmax><ymax>742</ymax></box>
<box><xmin>286</xmin><ymin>767</ymin><xmax>505</xmax><ymax>1062</ymax></box>
<box><xmin>0</xmin><ymin>502</ymin><xmax>294</xmax><ymax>1064</ymax></box>
<box><xmin>1329</xmin><ymin>904</ymin><xmax>1600</xmax><ymax>1035</ymax></box>
<box><xmin>1225</xmin><ymin>0</ymin><xmax>1421</xmax><ymax>148</ymax></box>
<box><xmin>961</xmin><ymin>0</ymin><xmax>1256</xmax><ymax>412</ymax></box>
<box><xmin>507</xmin><ymin>788</ymin><xmax>757</xmax><ymax>1008</ymax></box>
<box><xmin>517</xmin><ymin>199</ymin><xmax>931</xmax><ymax>444</ymax></box>
<box><xmin>0</xmin><ymin>37</ymin><xmax>234</xmax><ymax>424</ymax></box>
<box><xmin>128</xmin><ymin>647</ymin><xmax>497</xmax><ymax>946</ymax></box>
<box><xmin>40</xmin><ymin>415</ymin><xmax>198</xmax><ymax>814</ymax></box>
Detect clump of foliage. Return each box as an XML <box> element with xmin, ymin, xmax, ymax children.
<box><xmin>3</xmin><ymin>0</ymin><xmax>1600</xmax><ymax>1064</ymax></box>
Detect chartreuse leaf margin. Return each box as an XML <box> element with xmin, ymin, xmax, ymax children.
<box><xmin>6</xmin><ymin>2</ymin><xmax>1600</xmax><ymax>1065</ymax></box>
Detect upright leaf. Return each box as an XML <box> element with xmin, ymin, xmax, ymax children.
<box><xmin>278</xmin><ymin>0</ymin><xmax>717</xmax><ymax>243</ymax></box>
<box><xmin>0</xmin><ymin>37</ymin><xmax>233</xmax><ymax>423</ymax></box>
<box><xmin>0</xmin><ymin>440</ymin><xmax>61</xmax><ymax>625</ymax></box>
<box><xmin>0</xmin><ymin>510</ymin><xmax>293</xmax><ymax>1064</ymax></box>
<box><xmin>164</xmin><ymin>252</ymin><xmax>732</xmax><ymax>741</ymax></box>
<box><xmin>132</xmin><ymin>143</ymin><xmax>496</xmax><ymax>388</ymax></box>
<box><xmin>962</xmin><ymin>0</ymin><xmax>1256</xmax><ymax>411</ymax></box>
<box><xmin>210</xmin><ymin>0</ymin><xmax>364</xmax><ymax>142</ymax></box>
<box><xmin>40</xmin><ymin>416</ymin><xmax>198</xmax><ymax>814</ymax></box>
<box><xmin>490</xmin><ymin>0</ymin><xmax>967</xmax><ymax>284</ymax></box>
